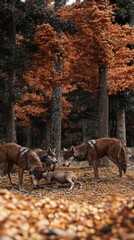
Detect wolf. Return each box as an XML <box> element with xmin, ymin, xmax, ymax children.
<box><xmin>34</xmin><ymin>147</ymin><xmax>58</xmax><ymax>171</ymax></box>
<box><xmin>63</xmin><ymin>137</ymin><xmax>127</xmax><ymax>181</ymax></box>
<box><xmin>0</xmin><ymin>143</ymin><xmax>43</xmax><ymax>191</ymax></box>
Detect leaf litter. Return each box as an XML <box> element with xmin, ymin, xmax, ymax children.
<box><xmin>0</xmin><ymin>167</ymin><xmax>134</xmax><ymax>239</ymax></box>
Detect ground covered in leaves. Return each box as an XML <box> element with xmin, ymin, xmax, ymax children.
<box><xmin>0</xmin><ymin>167</ymin><xmax>134</xmax><ymax>239</ymax></box>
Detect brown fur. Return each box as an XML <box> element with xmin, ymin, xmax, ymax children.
<box><xmin>34</xmin><ymin>147</ymin><xmax>58</xmax><ymax>171</ymax></box>
<box><xmin>63</xmin><ymin>137</ymin><xmax>127</xmax><ymax>181</ymax></box>
<box><xmin>0</xmin><ymin>143</ymin><xmax>43</xmax><ymax>191</ymax></box>
<box><xmin>42</xmin><ymin>170</ymin><xmax>82</xmax><ymax>190</ymax></box>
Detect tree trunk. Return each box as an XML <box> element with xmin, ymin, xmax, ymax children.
<box><xmin>6</xmin><ymin>0</ymin><xmax>17</xmax><ymax>143</ymax></box>
<box><xmin>116</xmin><ymin>100</ymin><xmax>126</xmax><ymax>146</ymax></box>
<box><xmin>98</xmin><ymin>65</ymin><xmax>109</xmax><ymax>138</ymax></box>
<box><xmin>98</xmin><ymin>65</ymin><xmax>110</xmax><ymax>167</ymax></box>
<box><xmin>50</xmin><ymin>86</ymin><xmax>62</xmax><ymax>162</ymax></box>
<box><xmin>50</xmin><ymin>0</ymin><xmax>65</xmax><ymax>162</ymax></box>
<box><xmin>81</xmin><ymin>118</ymin><xmax>86</xmax><ymax>142</ymax></box>
<box><xmin>42</xmin><ymin>119</ymin><xmax>51</xmax><ymax>148</ymax></box>
<box><xmin>26</xmin><ymin>126</ymin><xmax>32</xmax><ymax>148</ymax></box>
<box><xmin>6</xmin><ymin>104</ymin><xmax>16</xmax><ymax>143</ymax></box>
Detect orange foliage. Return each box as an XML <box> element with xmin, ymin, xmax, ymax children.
<box><xmin>33</xmin><ymin>24</ymin><xmax>77</xmax><ymax>87</ymax></box>
<box><xmin>16</xmin><ymin>23</ymin><xmax>76</xmax><ymax>124</ymax></box>
<box><xmin>15</xmin><ymin>91</ymin><xmax>47</xmax><ymax>126</ymax></box>
<box><xmin>16</xmin><ymin>0</ymin><xmax>134</xmax><ymax>124</ymax></box>
<box><xmin>57</xmin><ymin>1</ymin><xmax>134</xmax><ymax>95</ymax></box>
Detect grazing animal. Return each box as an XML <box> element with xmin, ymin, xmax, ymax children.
<box><xmin>42</xmin><ymin>170</ymin><xmax>82</xmax><ymax>190</ymax></box>
<box><xmin>34</xmin><ymin>147</ymin><xmax>58</xmax><ymax>171</ymax></box>
<box><xmin>0</xmin><ymin>143</ymin><xmax>43</xmax><ymax>191</ymax></box>
<box><xmin>63</xmin><ymin>137</ymin><xmax>127</xmax><ymax>181</ymax></box>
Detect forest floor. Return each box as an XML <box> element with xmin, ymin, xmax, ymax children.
<box><xmin>1</xmin><ymin>166</ymin><xmax>134</xmax><ymax>204</ymax></box>
<box><xmin>0</xmin><ymin>166</ymin><xmax>134</xmax><ymax>240</ymax></box>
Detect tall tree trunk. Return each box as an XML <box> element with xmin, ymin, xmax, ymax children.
<box><xmin>6</xmin><ymin>0</ymin><xmax>17</xmax><ymax>143</ymax></box>
<box><xmin>50</xmin><ymin>0</ymin><xmax>65</xmax><ymax>162</ymax></box>
<box><xmin>51</xmin><ymin>86</ymin><xmax>62</xmax><ymax>160</ymax></box>
<box><xmin>116</xmin><ymin>98</ymin><xmax>126</xmax><ymax>146</ymax></box>
<box><xmin>6</xmin><ymin>104</ymin><xmax>16</xmax><ymax>142</ymax></box>
<box><xmin>42</xmin><ymin>117</ymin><xmax>51</xmax><ymax>148</ymax></box>
<box><xmin>98</xmin><ymin>65</ymin><xmax>109</xmax><ymax>138</ymax></box>
<box><xmin>26</xmin><ymin>126</ymin><xmax>32</xmax><ymax>148</ymax></box>
<box><xmin>98</xmin><ymin>65</ymin><xmax>110</xmax><ymax>167</ymax></box>
<box><xmin>81</xmin><ymin>118</ymin><xmax>86</xmax><ymax>142</ymax></box>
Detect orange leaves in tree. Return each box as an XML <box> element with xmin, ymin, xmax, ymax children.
<box><xmin>16</xmin><ymin>23</ymin><xmax>74</xmax><ymax>123</ymax></box>
<box><xmin>15</xmin><ymin>91</ymin><xmax>47</xmax><ymax>126</ymax></box>
<box><xmin>57</xmin><ymin>1</ymin><xmax>134</xmax><ymax>95</ymax></box>
<box><xmin>16</xmin><ymin>0</ymin><xmax>134</xmax><ymax>124</ymax></box>
<box><xmin>33</xmin><ymin>23</ymin><xmax>77</xmax><ymax>87</ymax></box>
<box><xmin>34</xmin><ymin>24</ymin><xmax>64</xmax><ymax>87</ymax></box>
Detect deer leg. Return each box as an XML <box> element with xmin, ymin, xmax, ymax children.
<box><xmin>76</xmin><ymin>181</ymin><xmax>82</xmax><ymax>189</ymax></box>
<box><xmin>8</xmin><ymin>172</ymin><xmax>14</xmax><ymax>186</ymax></box>
<box><xmin>4</xmin><ymin>162</ymin><xmax>17</xmax><ymax>186</ymax></box>
<box><xmin>108</xmin><ymin>156</ymin><xmax>122</xmax><ymax>178</ymax></box>
<box><xmin>0</xmin><ymin>163</ymin><xmax>15</xmax><ymax>187</ymax></box>
<box><xmin>69</xmin><ymin>181</ymin><xmax>74</xmax><ymax>190</ymax></box>
<box><xmin>18</xmin><ymin>168</ymin><xmax>25</xmax><ymax>191</ymax></box>
<box><xmin>118</xmin><ymin>165</ymin><xmax>122</xmax><ymax>178</ymax></box>
<box><xmin>92</xmin><ymin>160</ymin><xmax>99</xmax><ymax>181</ymax></box>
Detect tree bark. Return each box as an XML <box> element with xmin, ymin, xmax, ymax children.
<box><xmin>26</xmin><ymin>126</ymin><xmax>32</xmax><ymax>148</ymax></box>
<box><xmin>6</xmin><ymin>0</ymin><xmax>17</xmax><ymax>143</ymax></box>
<box><xmin>6</xmin><ymin>104</ymin><xmax>16</xmax><ymax>143</ymax></box>
<box><xmin>50</xmin><ymin>0</ymin><xmax>65</xmax><ymax>162</ymax></box>
<box><xmin>81</xmin><ymin>118</ymin><xmax>86</xmax><ymax>142</ymax></box>
<box><xmin>98</xmin><ymin>65</ymin><xmax>110</xmax><ymax>167</ymax></box>
<box><xmin>42</xmin><ymin>119</ymin><xmax>51</xmax><ymax>148</ymax></box>
<box><xmin>116</xmin><ymin>100</ymin><xmax>126</xmax><ymax>146</ymax></box>
<box><xmin>98</xmin><ymin>65</ymin><xmax>109</xmax><ymax>138</ymax></box>
<box><xmin>50</xmin><ymin>86</ymin><xmax>62</xmax><ymax>161</ymax></box>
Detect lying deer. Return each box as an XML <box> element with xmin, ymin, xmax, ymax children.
<box><xmin>42</xmin><ymin>170</ymin><xmax>82</xmax><ymax>190</ymax></box>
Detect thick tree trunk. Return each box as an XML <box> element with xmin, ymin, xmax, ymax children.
<box><xmin>6</xmin><ymin>0</ymin><xmax>17</xmax><ymax>143</ymax></box>
<box><xmin>50</xmin><ymin>86</ymin><xmax>62</xmax><ymax>162</ymax></box>
<box><xmin>6</xmin><ymin>104</ymin><xmax>16</xmax><ymax>142</ymax></box>
<box><xmin>116</xmin><ymin>101</ymin><xmax>126</xmax><ymax>146</ymax></box>
<box><xmin>49</xmin><ymin>0</ymin><xmax>65</xmax><ymax>162</ymax></box>
<box><xmin>98</xmin><ymin>65</ymin><xmax>109</xmax><ymax>138</ymax></box>
<box><xmin>81</xmin><ymin>118</ymin><xmax>86</xmax><ymax>142</ymax></box>
<box><xmin>98</xmin><ymin>65</ymin><xmax>110</xmax><ymax>167</ymax></box>
<box><xmin>26</xmin><ymin>126</ymin><xmax>32</xmax><ymax>148</ymax></box>
<box><xmin>42</xmin><ymin>119</ymin><xmax>51</xmax><ymax>148</ymax></box>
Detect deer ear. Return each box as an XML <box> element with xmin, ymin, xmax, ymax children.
<box><xmin>63</xmin><ymin>147</ymin><xmax>67</xmax><ymax>152</ymax></box>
